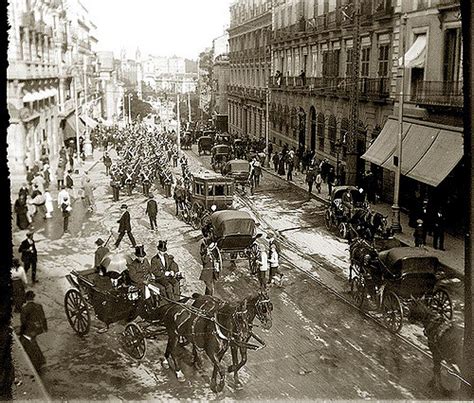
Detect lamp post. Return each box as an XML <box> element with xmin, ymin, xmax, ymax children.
<box><xmin>265</xmin><ymin>86</ymin><xmax>270</xmax><ymax>167</ymax></box>
<box><xmin>176</xmin><ymin>92</ymin><xmax>181</xmax><ymax>158</ymax></box>
<box><xmin>391</xmin><ymin>13</ymin><xmax>407</xmax><ymax>233</ymax></box>
<box><xmin>83</xmin><ymin>55</ymin><xmax>93</xmax><ymax>159</ymax></box>
<box><xmin>72</xmin><ymin>69</ymin><xmax>82</xmax><ymax>167</ymax></box>
<box><xmin>335</xmin><ymin>139</ymin><xmax>342</xmax><ymax>184</ymax></box>
<box><xmin>128</xmin><ymin>93</ymin><xmax>132</xmax><ymax>126</ymax></box>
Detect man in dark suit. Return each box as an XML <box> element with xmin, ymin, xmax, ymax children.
<box><xmin>150</xmin><ymin>241</ymin><xmax>178</xmax><ymax>300</ymax></box>
<box><xmin>114</xmin><ymin>204</ymin><xmax>137</xmax><ymax>248</ymax></box>
<box><xmin>19</xmin><ymin>232</ymin><xmax>38</xmax><ymax>283</ymax></box>
<box><xmin>145</xmin><ymin>194</ymin><xmax>158</xmax><ymax>231</ymax></box>
<box><xmin>19</xmin><ymin>291</ymin><xmax>48</xmax><ymax>372</ymax></box>
<box><xmin>94</xmin><ymin>238</ymin><xmax>110</xmax><ymax>272</ymax></box>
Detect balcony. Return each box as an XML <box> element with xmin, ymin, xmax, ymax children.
<box><xmin>373</xmin><ymin>0</ymin><xmax>393</xmax><ymax>18</ymax></box>
<box><xmin>411</xmin><ymin>80</ymin><xmax>463</xmax><ymax>108</ymax></box>
<box><xmin>359</xmin><ymin>77</ymin><xmax>390</xmax><ymax>99</ymax></box>
<box><xmin>58</xmin><ymin>98</ymin><xmax>75</xmax><ymax>116</ymax></box>
<box><xmin>437</xmin><ymin>0</ymin><xmax>459</xmax><ymax>7</ymax></box>
<box><xmin>7</xmin><ymin>60</ymin><xmax>58</xmax><ymax>80</ymax></box>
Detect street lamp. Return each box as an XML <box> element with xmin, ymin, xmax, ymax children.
<box><xmin>128</xmin><ymin>93</ymin><xmax>132</xmax><ymax>125</ymax></box>
<box><xmin>391</xmin><ymin>13</ymin><xmax>408</xmax><ymax>233</ymax></box>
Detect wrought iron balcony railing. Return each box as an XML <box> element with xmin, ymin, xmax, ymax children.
<box><xmin>411</xmin><ymin>80</ymin><xmax>463</xmax><ymax>108</ymax></box>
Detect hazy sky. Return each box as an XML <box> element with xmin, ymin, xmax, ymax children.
<box><xmin>82</xmin><ymin>0</ymin><xmax>231</xmax><ymax>60</ymax></box>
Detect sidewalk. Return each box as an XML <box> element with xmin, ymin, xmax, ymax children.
<box><xmin>262</xmin><ymin>165</ymin><xmax>465</xmax><ymax>279</ymax></box>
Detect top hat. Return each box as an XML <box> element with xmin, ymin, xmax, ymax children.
<box><xmin>157</xmin><ymin>240</ymin><xmax>167</xmax><ymax>252</ymax></box>
<box><xmin>134</xmin><ymin>245</ymin><xmax>146</xmax><ymax>257</ymax></box>
<box><xmin>121</xmin><ymin>204</ymin><xmax>128</xmax><ymax>209</ymax></box>
<box><xmin>148</xmin><ymin>193</ymin><xmax>154</xmax><ymax>199</ymax></box>
<box><xmin>95</xmin><ymin>238</ymin><xmax>104</xmax><ymax>246</ymax></box>
<box><xmin>26</xmin><ymin>231</ymin><xmax>34</xmax><ymax>238</ymax></box>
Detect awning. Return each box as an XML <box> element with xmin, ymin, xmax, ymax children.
<box><xmin>62</xmin><ymin>114</ymin><xmax>85</xmax><ymax>140</ymax></box>
<box><xmin>362</xmin><ymin>117</ymin><xmax>463</xmax><ymax>187</ymax></box>
<box><xmin>399</xmin><ymin>34</ymin><xmax>426</xmax><ymax>68</ymax></box>
<box><xmin>22</xmin><ymin>88</ymin><xmax>58</xmax><ymax>103</ymax></box>
<box><xmin>80</xmin><ymin>114</ymin><xmax>99</xmax><ymax>129</ymax></box>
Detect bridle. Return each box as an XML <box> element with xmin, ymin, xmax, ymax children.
<box><xmin>254</xmin><ymin>295</ymin><xmax>273</xmax><ymax>325</ymax></box>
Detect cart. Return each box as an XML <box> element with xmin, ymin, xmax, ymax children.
<box><xmin>205</xmin><ymin>210</ymin><xmax>261</xmax><ymax>274</ymax></box>
<box><xmin>211</xmin><ymin>145</ymin><xmax>232</xmax><ymax>172</ymax></box>
<box><xmin>351</xmin><ymin>246</ymin><xmax>453</xmax><ymax>333</ymax></box>
<box><xmin>198</xmin><ymin>136</ymin><xmax>214</xmax><ymax>155</ymax></box>
<box><xmin>64</xmin><ymin>264</ymin><xmax>167</xmax><ymax>360</ymax></box>
<box><xmin>222</xmin><ymin>159</ymin><xmax>251</xmax><ymax>190</ymax></box>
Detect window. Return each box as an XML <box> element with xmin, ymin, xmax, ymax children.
<box><xmin>215</xmin><ymin>185</ymin><xmax>225</xmax><ymax>196</ymax></box>
<box><xmin>361</xmin><ymin>47</ymin><xmax>370</xmax><ymax>77</ymax></box>
<box><xmin>345</xmin><ymin>48</ymin><xmax>353</xmax><ymax>77</ymax></box>
<box><xmin>328</xmin><ymin>115</ymin><xmax>337</xmax><ymax>156</ymax></box>
<box><xmin>378</xmin><ymin>44</ymin><xmax>390</xmax><ymax>77</ymax></box>
<box><xmin>317</xmin><ymin>113</ymin><xmax>325</xmax><ymax>151</ymax></box>
<box><xmin>444</xmin><ymin>28</ymin><xmax>462</xmax><ymax>82</ymax></box>
<box><xmin>322</xmin><ymin>51</ymin><xmax>329</xmax><ymax>77</ymax></box>
<box><xmin>207</xmin><ymin>185</ymin><xmax>214</xmax><ymax>196</ymax></box>
<box><xmin>333</xmin><ymin>50</ymin><xmax>340</xmax><ymax>77</ymax></box>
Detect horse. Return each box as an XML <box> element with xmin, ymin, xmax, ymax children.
<box><xmin>348</xmin><ymin>236</ymin><xmax>378</xmax><ymax>282</ymax></box>
<box><xmin>155</xmin><ymin>297</ymin><xmax>249</xmax><ymax>393</ymax></box>
<box><xmin>407</xmin><ymin>299</ymin><xmax>464</xmax><ymax>395</ymax></box>
<box><xmin>191</xmin><ymin>291</ymin><xmax>273</xmax><ymax>387</ymax></box>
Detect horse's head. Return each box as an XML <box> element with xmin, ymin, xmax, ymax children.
<box><xmin>232</xmin><ymin>299</ymin><xmax>250</xmax><ymax>340</ymax></box>
<box><xmin>253</xmin><ymin>291</ymin><xmax>273</xmax><ymax>330</ymax></box>
<box><xmin>407</xmin><ymin>298</ymin><xmax>432</xmax><ymax>324</ymax></box>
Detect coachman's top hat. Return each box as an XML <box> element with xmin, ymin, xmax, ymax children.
<box><xmin>157</xmin><ymin>240</ymin><xmax>167</xmax><ymax>252</ymax></box>
<box><xmin>95</xmin><ymin>238</ymin><xmax>104</xmax><ymax>246</ymax></box>
<box><xmin>121</xmin><ymin>204</ymin><xmax>128</xmax><ymax>209</ymax></box>
<box><xmin>134</xmin><ymin>245</ymin><xmax>146</xmax><ymax>258</ymax></box>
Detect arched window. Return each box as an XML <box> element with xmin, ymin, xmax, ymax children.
<box><xmin>317</xmin><ymin>113</ymin><xmax>325</xmax><ymax>152</ymax></box>
<box><xmin>328</xmin><ymin>115</ymin><xmax>337</xmax><ymax>156</ymax></box>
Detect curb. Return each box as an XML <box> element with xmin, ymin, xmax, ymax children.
<box><xmin>261</xmin><ymin>166</ymin><xmax>464</xmax><ymax>280</ymax></box>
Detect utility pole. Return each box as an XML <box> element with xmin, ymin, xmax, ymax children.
<box><xmin>177</xmin><ymin>92</ymin><xmax>181</xmax><ymax>157</ymax></box>
<box><xmin>73</xmin><ymin>73</ymin><xmax>82</xmax><ymax>167</ymax></box>
<box><xmin>83</xmin><ymin>55</ymin><xmax>93</xmax><ymax>159</ymax></box>
<box><xmin>391</xmin><ymin>14</ymin><xmax>407</xmax><ymax>233</ymax></box>
<box><xmin>346</xmin><ymin>0</ymin><xmax>361</xmax><ymax>186</ymax></box>
<box><xmin>187</xmin><ymin>91</ymin><xmax>192</xmax><ymax>122</ymax></box>
<box><xmin>265</xmin><ymin>86</ymin><xmax>270</xmax><ymax>167</ymax></box>
<box><xmin>128</xmin><ymin>94</ymin><xmax>132</xmax><ymax>125</ymax></box>
<box><xmin>122</xmin><ymin>91</ymin><xmax>126</xmax><ymax>125</ymax></box>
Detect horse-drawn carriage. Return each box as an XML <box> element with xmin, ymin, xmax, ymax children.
<box><xmin>204</xmin><ymin>210</ymin><xmax>261</xmax><ymax>274</ymax></box>
<box><xmin>183</xmin><ymin>171</ymin><xmax>235</xmax><ymax>230</ymax></box>
<box><xmin>211</xmin><ymin>144</ymin><xmax>232</xmax><ymax>172</ymax></box>
<box><xmin>198</xmin><ymin>136</ymin><xmax>214</xmax><ymax>155</ymax></box>
<box><xmin>221</xmin><ymin>159</ymin><xmax>251</xmax><ymax>190</ymax></box>
<box><xmin>181</xmin><ymin>132</ymin><xmax>193</xmax><ymax>150</ymax></box>
<box><xmin>349</xmin><ymin>243</ymin><xmax>453</xmax><ymax>333</ymax></box>
<box><xmin>325</xmin><ymin>186</ymin><xmax>368</xmax><ymax>239</ymax></box>
<box><xmin>215</xmin><ymin>133</ymin><xmax>232</xmax><ymax>145</ymax></box>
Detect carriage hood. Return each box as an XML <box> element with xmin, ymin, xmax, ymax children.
<box><xmin>378</xmin><ymin>247</ymin><xmax>439</xmax><ymax>275</ymax></box>
<box><xmin>226</xmin><ymin>160</ymin><xmax>250</xmax><ymax>172</ymax></box>
<box><xmin>210</xmin><ymin>210</ymin><xmax>256</xmax><ymax>238</ymax></box>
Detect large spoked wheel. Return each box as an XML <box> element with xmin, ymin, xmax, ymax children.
<box><xmin>428</xmin><ymin>288</ymin><xmax>453</xmax><ymax>320</ymax></box>
<box><xmin>121</xmin><ymin>323</ymin><xmax>147</xmax><ymax>360</ymax></box>
<box><xmin>64</xmin><ymin>289</ymin><xmax>91</xmax><ymax>336</ymax></box>
<box><xmin>381</xmin><ymin>291</ymin><xmax>403</xmax><ymax>333</ymax></box>
<box><xmin>352</xmin><ymin>275</ymin><xmax>367</xmax><ymax>309</ymax></box>
<box><xmin>324</xmin><ymin>210</ymin><xmax>332</xmax><ymax>230</ymax></box>
<box><xmin>338</xmin><ymin>222</ymin><xmax>348</xmax><ymax>239</ymax></box>
<box><xmin>248</xmin><ymin>243</ymin><xmax>260</xmax><ymax>275</ymax></box>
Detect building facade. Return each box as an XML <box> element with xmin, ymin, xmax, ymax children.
<box><xmin>7</xmin><ymin>0</ymin><xmax>99</xmax><ymax>176</ymax></box>
<box><xmin>228</xmin><ymin>0</ymin><xmax>272</xmax><ymax>138</ymax></box>
<box><xmin>211</xmin><ymin>32</ymin><xmax>230</xmax><ymax>123</ymax></box>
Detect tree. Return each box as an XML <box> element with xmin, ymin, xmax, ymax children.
<box><xmin>122</xmin><ymin>90</ymin><xmax>153</xmax><ymax>121</ymax></box>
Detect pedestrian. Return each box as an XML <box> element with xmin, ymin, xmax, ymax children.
<box><xmin>306</xmin><ymin>166</ymin><xmax>315</xmax><ymax>194</ymax></box>
<box><xmin>111</xmin><ymin>176</ymin><xmax>121</xmax><ymax>202</ymax></box>
<box><xmin>60</xmin><ymin>194</ymin><xmax>72</xmax><ymax>233</ymax></box>
<box><xmin>19</xmin><ymin>291</ymin><xmax>48</xmax><ymax>372</ymax></box>
<box><xmin>327</xmin><ymin>167</ymin><xmax>335</xmax><ymax>196</ymax></box>
<box><xmin>272</xmin><ymin>152</ymin><xmax>279</xmax><ymax>172</ymax></box>
<box><xmin>103</xmin><ymin>152</ymin><xmax>112</xmax><ymax>176</ymax></box>
<box><xmin>18</xmin><ymin>183</ymin><xmax>29</xmax><ymax>199</ymax></box>
<box><xmin>94</xmin><ymin>238</ymin><xmax>110</xmax><ymax>273</ymax></box>
<box><xmin>43</xmin><ymin>164</ymin><xmax>51</xmax><ymax>190</ymax></box>
<box><xmin>65</xmin><ymin>169</ymin><xmax>74</xmax><ymax>190</ymax></box>
<box><xmin>256</xmin><ymin>246</ymin><xmax>268</xmax><ymax>290</ymax></box>
<box><xmin>11</xmin><ymin>258</ymin><xmax>28</xmax><ymax>312</ymax></box>
<box><xmin>413</xmin><ymin>219</ymin><xmax>425</xmax><ymax>247</ymax></box>
<box><xmin>18</xmin><ymin>232</ymin><xmax>38</xmax><ymax>284</ymax></box>
<box><xmin>277</xmin><ymin>154</ymin><xmax>286</xmax><ymax>176</ymax></box>
<box><xmin>145</xmin><ymin>194</ymin><xmax>158</xmax><ymax>231</ymax></box>
<box><xmin>83</xmin><ymin>176</ymin><xmax>95</xmax><ymax>212</ymax></box>
<box><xmin>433</xmin><ymin>210</ymin><xmax>445</xmax><ymax>250</ymax></box>
<box><xmin>268</xmin><ymin>243</ymin><xmax>283</xmax><ymax>286</ymax></box>
<box><xmin>287</xmin><ymin>158</ymin><xmax>294</xmax><ymax>181</ymax></box>
<box><xmin>315</xmin><ymin>171</ymin><xmax>323</xmax><ymax>194</ymax></box>
<box><xmin>14</xmin><ymin>194</ymin><xmax>30</xmax><ymax>230</ymax></box>
<box><xmin>199</xmin><ymin>241</ymin><xmax>219</xmax><ymax>296</ymax></box>
<box><xmin>44</xmin><ymin>189</ymin><xmax>54</xmax><ymax>219</ymax></box>
<box><xmin>56</xmin><ymin>164</ymin><xmax>65</xmax><ymax>190</ymax></box>
<box><xmin>114</xmin><ymin>204</ymin><xmax>137</xmax><ymax>249</ymax></box>
<box><xmin>31</xmin><ymin>173</ymin><xmax>45</xmax><ymax>194</ymax></box>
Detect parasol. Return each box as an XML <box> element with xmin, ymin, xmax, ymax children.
<box><xmin>100</xmin><ymin>251</ymin><xmax>133</xmax><ymax>274</ymax></box>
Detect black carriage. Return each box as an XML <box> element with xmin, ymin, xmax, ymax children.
<box><xmin>64</xmin><ymin>261</ymin><xmax>166</xmax><ymax>360</ymax></box>
<box><xmin>221</xmin><ymin>159</ymin><xmax>251</xmax><ymax>190</ymax></box>
<box><xmin>325</xmin><ymin>185</ymin><xmax>367</xmax><ymax>239</ymax></box>
<box><xmin>215</xmin><ymin>133</ymin><xmax>232</xmax><ymax>145</ymax></box>
<box><xmin>205</xmin><ymin>210</ymin><xmax>261</xmax><ymax>274</ymax></box>
<box><xmin>211</xmin><ymin>145</ymin><xmax>232</xmax><ymax>172</ymax></box>
<box><xmin>198</xmin><ymin>136</ymin><xmax>214</xmax><ymax>155</ymax></box>
<box><xmin>351</xmin><ymin>246</ymin><xmax>453</xmax><ymax>333</ymax></box>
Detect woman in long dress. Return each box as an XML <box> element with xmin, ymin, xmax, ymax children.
<box><xmin>11</xmin><ymin>258</ymin><xmax>27</xmax><ymax>312</ymax></box>
<box><xmin>14</xmin><ymin>195</ymin><xmax>30</xmax><ymax>230</ymax></box>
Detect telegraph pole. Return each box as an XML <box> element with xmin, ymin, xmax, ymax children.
<box><xmin>187</xmin><ymin>91</ymin><xmax>192</xmax><ymax>122</ymax></box>
<box><xmin>346</xmin><ymin>0</ymin><xmax>361</xmax><ymax>186</ymax></box>
<box><xmin>128</xmin><ymin>94</ymin><xmax>132</xmax><ymax>125</ymax></box>
<box><xmin>265</xmin><ymin>86</ymin><xmax>270</xmax><ymax>166</ymax></box>
<box><xmin>73</xmin><ymin>73</ymin><xmax>82</xmax><ymax>167</ymax></box>
<box><xmin>177</xmin><ymin>92</ymin><xmax>181</xmax><ymax>157</ymax></box>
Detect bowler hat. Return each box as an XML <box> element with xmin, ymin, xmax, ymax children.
<box><xmin>157</xmin><ymin>240</ymin><xmax>167</xmax><ymax>252</ymax></box>
<box><xmin>121</xmin><ymin>204</ymin><xmax>128</xmax><ymax>209</ymax></box>
<box><xmin>134</xmin><ymin>245</ymin><xmax>146</xmax><ymax>257</ymax></box>
<box><xmin>95</xmin><ymin>238</ymin><xmax>104</xmax><ymax>246</ymax></box>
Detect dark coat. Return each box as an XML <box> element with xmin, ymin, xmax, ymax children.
<box><xmin>146</xmin><ymin>199</ymin><xmax>158</xmax><ymax>217</ymax></box>
<box><xmin>94</xmin><ymin>245</ymin><xmax>110</xmax><ymax>269</ymax></box>
<box><xmin>117</xmin><ymin>210</ymin><xmax>132</xmax><ymax>232</ymax></box>
<box><xmin>66</xmin><ymin>174</ymin><xmax>74</xmax><ymax>188</ymax></box>
<box><xmin>150</xmin><ymin>253</ymin><xmax>172</xmax><ymax>279</ymax></box>
<box><xmin>19</xmin><ymin>239</ymin><xmax>37</xmax><ymax>263</ymax></box>
<box><xmin>20</xmin><ymin>301</ymin><xmax>47</xmax><ymax>337</ymax></box>
<box><xmin>127</xmin><ymin>258</ymin><xmax>151</xmax><ymax>285</ymax></box>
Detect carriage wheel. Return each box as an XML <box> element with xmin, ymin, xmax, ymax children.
<box><xmin>64</xmin><ymin>289</ymin><xmax>91</xmax><ymax>336</ymax></box>
<box><xmin>352</xmin><ymin>275</ymin><xmax>367</xmax><ymax>309</ymax></box>
<box><xmin>381</xmin><ymin>291</ymin><xmax>403</xmax><ymax>333</ymax></box>
<box><xmin>338</xmin><ymin>222</ymin><xmax>348</xmax><ymax>239</ymax></box>
<box><xmin>429</xmin><ymin>288</ymin><xmax>453</xmax><ymax>320</ymax></box>
<box><xmin>121</xmin><ymin>323</ymin><xmax>147</xmax><ymax>360</ymax></box>
<box><xmin>324</xmin><ymin>210</ymin><xmax>332</xmax><ymax>230</ymax></box>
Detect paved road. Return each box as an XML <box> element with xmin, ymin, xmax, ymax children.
<box><xmin>9</xmin><ymin>146</ymin><xmax>449</xmax><ymax>399</ymax></box>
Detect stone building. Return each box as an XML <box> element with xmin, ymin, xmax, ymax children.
<box><xmin>211</xmin><ymin>32</ymin><xmax>230</xmax><ymax>129</ymax></box>
<box><xmin>7</xmin><ymin>0</ymin><xmax>99</xmax><ymax>177</ymax></box>
<box><xmin>228</xmin><ymin>0</ymin><xmax>272</xmax><ymax>138</ymax></box>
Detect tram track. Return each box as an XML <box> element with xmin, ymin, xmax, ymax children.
<box><xmin>179</xmin><ymin>147</ymin><xmax>461</xmax><ymax>379</ymax></box>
